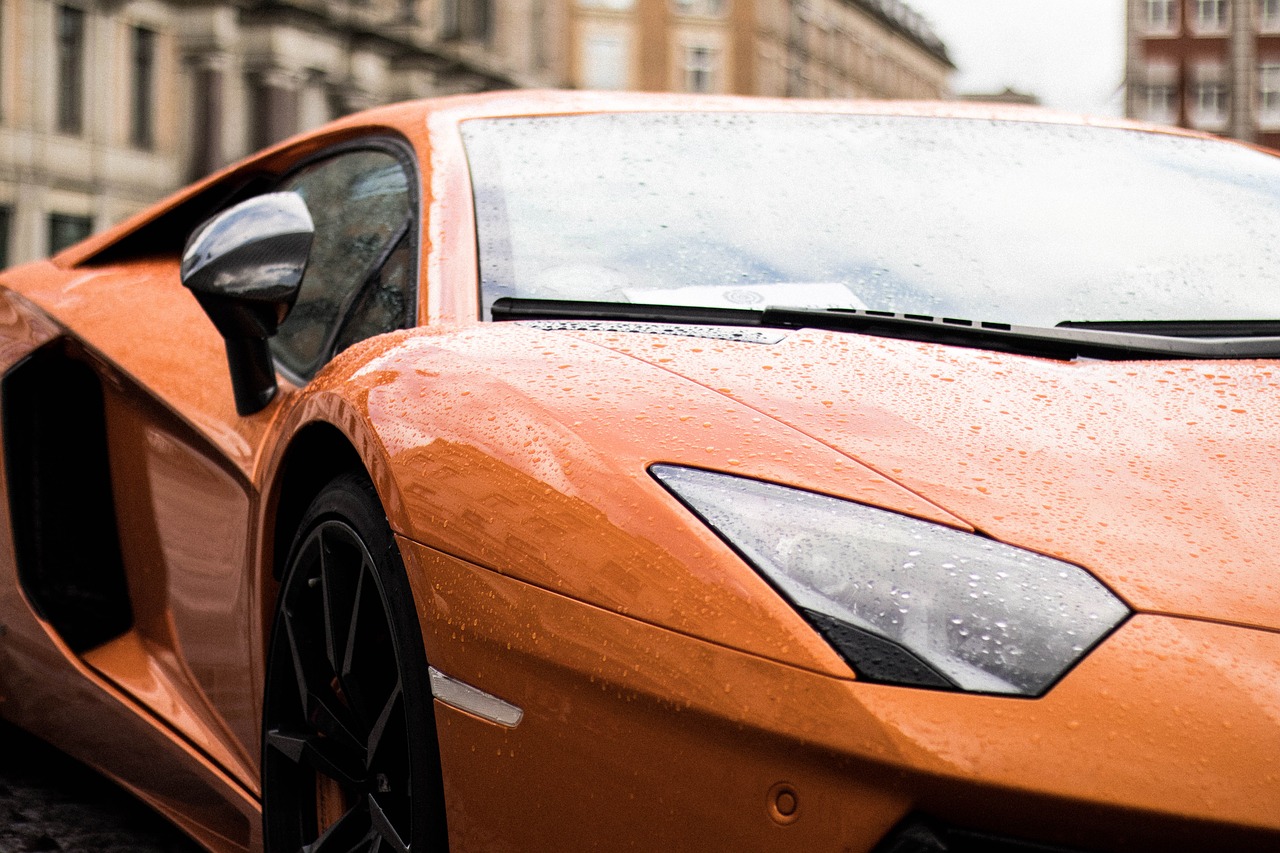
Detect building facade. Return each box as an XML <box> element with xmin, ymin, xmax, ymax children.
<box><xmin>1126</xmin><ymin>0</ymin><xmax>1280</xmax><ymax>146</ymax></box>
<box><xmin>568</xmin><ymin>0</ymin><xmax>950</xmax><ymax>98</ymax></box>
<box><xmin>0</xmin><ymin>0</ymin><xmax>949</xmax><ymax>268</ymax></box>
<box><xmin>0</xmin><ymin>0</ymin><xmax>531</xmax><ymax>268</ymax></box>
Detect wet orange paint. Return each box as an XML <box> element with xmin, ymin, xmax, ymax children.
<box><xmin>0</xmin><ymin>93</ymin><xmax>1273</xmax><ymax>851</ymax></box>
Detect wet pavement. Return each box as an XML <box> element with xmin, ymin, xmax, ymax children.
<box><xmin>0</xmin><ymin>719</ymin><xmax>202</xmax><ymax>853</ymax></box>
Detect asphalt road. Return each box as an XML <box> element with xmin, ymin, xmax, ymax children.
<box><xmin>0</xmin><ymin>719</ymin><xmax>202</xmax><ymax>853</ymax></box>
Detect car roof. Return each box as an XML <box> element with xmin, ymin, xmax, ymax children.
<box><xmin>353</xmin><ymin>87</ymin><xmax>1189</xmax><ymax>128</ymax></box>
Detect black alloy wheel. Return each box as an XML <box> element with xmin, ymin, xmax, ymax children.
<box><xmin>263</xmin><ymin>473</ymin><xmax>447</xmax><ymax>853</ymax></box>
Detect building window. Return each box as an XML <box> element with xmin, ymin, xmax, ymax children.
<box><xmin>1191</xmin><ymin>80</ymin><xmax>1230</xmax><ymax>128</ymax></box>
<box><xmin>1145</xmin><ymin>0</ymin><xmax>1178</xmax><ymax>33</ymax></box>
<box><xmin>582</xmin><ymin>34</ymin><xmax>629</xmax><ymax>89</ymax></box>
<box><xmin>130</xmin><ymin>27</ymin><xmax>155</xmax><ymax>149</ymax></box>
<box><xmin>1192</xmin><ymin>0</ymin><xmax>1229</xmax><ymax>33</ymax></box>
<box><xmin>0</xmin><ymin>206</ymin><xmax>11</xmax><ymax>270</ymax></box>
<box><xmin>578</xmin><ymin>0</ymin><xmax>634</xmax><ymax>10</ymax></box>
<box><xmin>459</xmin><ymin>0</ymin><xmax>492</xmax><ymax>40</ymax></box>
<box><xmin>249</xmin><ymin>71</ymin><xmax>301</xmax><ymax>150</ymax></box>
<box><xmin>0</xmin><ymin>3</ymin><xmax>5</xmax><ymax>121</ymax></box>
<box><xmin>683</xmin><ymin>45</ymin><xmax>718</xmax><ymax>93</ymax></box>
<box><xmin>1144</xmin><ymin>83</ymin><xmax>1179</xmax><ymax>124</ymax></box>
<box><xmin>672</xmin><ymin>0</ymin><xmax>725</xmax><ymax>16</ymax></box>
<box><xmin>440</xmin><ymin>0</ymin><xmax>459</xmax><ymax>38</ymax></box>
<box><xmin>1262</xmin><ymin>0</ymin><xmax>1280</xmax><ymax>31</ymax></box>
<box><xmin>56</xmin><ymin>5</ymin><xmax>85</xmax><ymax>134</ymax></box>
<box><xmin>1261</xmin><ymin>64</ymin><xmax>1280</xmax><ymax>127</ymax></box>
<box><xmin>297</xmin><ymin>73</ymin><xmax>332</xmax><ymax>132</ymax></box>
<box><xmin>442</xmin><ymin>0</ymin><xmax>489</xmax><ymax>39</ymax></box>
<box><xmin>531</xmin><ymin>0</ymin><xmax>548</xmax><ymax>69</ymax></box>
<box><xmin>48</xmin><ymin>213</ymin><xmax>92</xmax><ymax>254</ymax></box>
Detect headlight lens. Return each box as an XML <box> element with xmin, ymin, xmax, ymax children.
<box><xmin>652</xmin><ymin>465</ymin><xmax>1130</xmax><ymax>696</ymax></box>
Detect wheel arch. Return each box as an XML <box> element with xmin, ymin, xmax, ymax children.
<box><xmin>266</xmin><ymin>421</ymin><xmax>366</xmax><ymax>582</ymax></box>
<box><xmin>257</xmin><ymin>376</ymin><xmax>422</xmax><ymax>688</ymax></box>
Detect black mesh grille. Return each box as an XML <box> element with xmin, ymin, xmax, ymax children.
<box><xmin>873</xmin><ymin>816</ymin><xmax>1093</xmax><ymax>853</ymax></box>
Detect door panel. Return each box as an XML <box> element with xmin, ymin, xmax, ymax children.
<box><xmin>0</xmin><ymin>283</ymin><xmax>259</xmax><ymax>851</ymax></box>
<box><xmin>0</xmin><ymin>258</ymin><xmax>272</xmax><ymax>792</ymax></box>
<box><xmin>87</xmin><ymin>378</ymin><xmax>260</xmax><ymax>786</ymax></box>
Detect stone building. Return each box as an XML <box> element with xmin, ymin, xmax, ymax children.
<box><xmin>0</xmin><ymin>0</ymin><xmax>522</xmax><ymax>267</ymax></box>
<box><xmin>1126</xmin><ymin>0</ymin><xmax>1280</xmax><ymax>147</ymax></box>
<box><xmin>959</xmin><ymin>86</ymin><xmax>1040</xmax><ymax>106</ymax></box>
<box><xmin>0</xmin><ymin>0</ymin><xmax>949</xmax><ymax>267</ymax></box>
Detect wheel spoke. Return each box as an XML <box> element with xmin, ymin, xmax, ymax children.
<box><xmin>283</xmin><ymin>605</ymin><xmax>317</xmax><ymax>720</ymax></box>
<box><xmin>301</xmin><ymin>801</ymin><xmax>374</xmax><ymax>853</ymax></box>
<box><xmin>341</xmin><ymin>564</ymin><xmax>366</xmax><ymax>681</ymax></box>
<box><xmin>282</xmin><ymin>534</ymin><xmax>342</xmax><ymax>720</ymax></box>
<box><xmin>340</xmin><ymin>566</ymin><xmax>367</xmax><ymax>716</ymax></box>
<box><xmin>266</xmin><ymin>729</ymin><xmax>367</xmax><ymax>790</ymax></box>
<box><xmin>280</xmin><ymin>533</ymin><xmax>369</xmax><ymax>757</ymax></box>
<box><xmin>320</xmin><ymin>528</ymin><xmax>342</xmax><ymax>676</ymax></box>
<box><xmin>265</xmin><ymin>728</ymin><xmax>309</xmax><ymax>764</ymax></box>
<box><xmin>341</xmin><ymin>553</ymin><xmax>396</xmax><ymax>727</ymax></box>
<box><xmin>306</xmin><ymin>692</ymin><xmax>367</xmax><ymax>759</ymax></box>
<box><xmin>365</xmin><ymin>680</ymin><xmax>402</xmax><ymax>767</ymax></box>
<box><xmin>322</xmin><ymin>525</ymin><xmax>370</xmax><ymax>730</ymax></box>
<box><xmin>368</xmin><ymin>794</ymin><xmax>410</xmax><ymax>853</ymax></box>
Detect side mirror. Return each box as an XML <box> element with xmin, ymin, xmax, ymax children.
<box><xmin>181</xmin><ymin>192</ymin><xmax>314</xmax><ymax>415</ymax></box>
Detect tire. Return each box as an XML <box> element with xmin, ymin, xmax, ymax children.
<box><xmin>262</xmin><ymin>472</ymin><xmax>448</xmax><ymax>852</ymax></box>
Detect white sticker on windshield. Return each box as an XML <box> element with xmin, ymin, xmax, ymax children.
<box><xmin>625</xmin><ymin>282</ymin><xmax>867</xmax><ymax>310</ymax></box>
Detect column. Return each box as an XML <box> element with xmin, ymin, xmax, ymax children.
<box><xmin>250</xmin><ymin>66</ymin><xmax>304</xmax><ymax>150</ymax></box>
<box><xmin>1230</xmin><ymin>0</ymin><xmax>1256</xmax><ymax>140</ymax></box>
<box><xmin>189</xmin><ymin>52</ymin><xmax>228</xmax><ymax>179</ymax></box>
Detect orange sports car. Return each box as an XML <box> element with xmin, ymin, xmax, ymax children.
<box><xmin>0</xmin><ymin>91</ymin><xmax>1278</xmax><ymax>853</ymax></box>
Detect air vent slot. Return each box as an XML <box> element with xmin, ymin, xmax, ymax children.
<box><xmin>3</xmin><ymin>340</ymin><xmax>132</xmax><ymax>653</ymax></box>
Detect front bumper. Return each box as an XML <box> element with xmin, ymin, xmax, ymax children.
<box><xmin>401</xmin><ymin>537</ymin><xmax>1280</xmax><ymax>852</ymax></box>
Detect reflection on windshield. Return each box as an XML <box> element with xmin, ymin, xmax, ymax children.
<box><xmin>462</xmin><ymin>113</ymin><xmax>1280</xmax><ymax>326</ymax></box>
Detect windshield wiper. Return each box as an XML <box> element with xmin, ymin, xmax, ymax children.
<box><xmin>491</xmin><ymin>298</ymin><xmax>1280</xmax><ymax>360</ymax></box>
<box><xmin>492</xmin><ymin>298</ymin><xmax>760</xmax><ymax>328</ymax></box>
<box><xmin>1058</xmin><ymin>319</ymin><xmax>1280</xmax><ymax>338</ymax></box>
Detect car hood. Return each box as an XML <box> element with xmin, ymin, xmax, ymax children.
<box><xmin>573</xmin><ymin>324</ymin><xmax>1280</xmax><ymax>633</ymax></box>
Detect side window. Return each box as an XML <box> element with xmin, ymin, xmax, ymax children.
<box><xmin>272</xmin><ymin>147</ymin><xmax>415</xmax><ymax>379</ymax></box>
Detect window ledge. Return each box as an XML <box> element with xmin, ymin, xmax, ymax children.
<box><xmin>1189</xmin><ymin>115</ymin><xmax>1230</xmax><ymax>131</ymax></box>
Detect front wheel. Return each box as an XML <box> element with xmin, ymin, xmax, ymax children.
<box><xmin>262</xmin><ymin>472</ymin><xmax>447</xmax><ymax>852</ymax></box>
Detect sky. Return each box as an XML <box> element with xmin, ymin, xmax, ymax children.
<box><xmin>904</xmin><ymin>1</ymin><xmax>1127</xmax><ymax>115</ymax></box>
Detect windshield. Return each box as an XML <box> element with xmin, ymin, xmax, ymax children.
<box><xmin>462</xmin><ymin>113</ymin><xmax>1280</xmax><ymax>327</ymax></box>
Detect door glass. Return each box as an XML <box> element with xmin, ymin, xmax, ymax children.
<box><xmin>272</xmin><ymin>149</ymin><xmax>414</xmax><ymax>378</ymax></box>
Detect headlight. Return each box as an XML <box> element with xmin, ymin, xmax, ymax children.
<box><xmin>652</xmin><ymin>465</ymin><xmax>1130</xmax><ymax>697</ymax></box>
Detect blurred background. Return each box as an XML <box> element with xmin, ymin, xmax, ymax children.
<box><xmin>4</xmin><ymin>0</ymin><xmax>1270</xmax><ymax>270</ymax></box>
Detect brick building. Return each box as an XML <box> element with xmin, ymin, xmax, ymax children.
<box><xmin>1126</xmin><ymin>0</ymin><xmax>1280</xmax><ymax>146</ymax></box>
<box><xmin>0</xmin><ymin>0</ymin><xmax>949</xmax><ymax>268</ymax></box>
